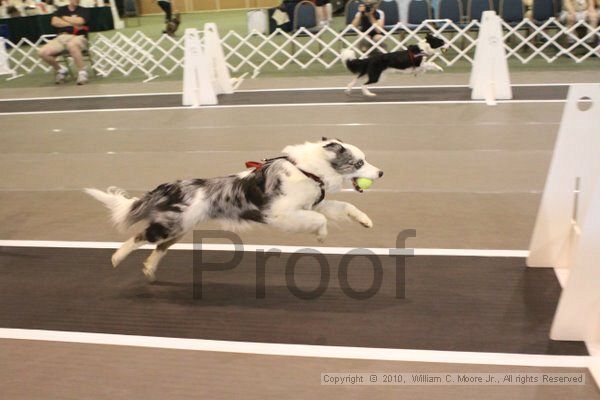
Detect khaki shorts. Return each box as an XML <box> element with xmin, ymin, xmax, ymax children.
<box><xmin>560</xmin><ymin>10</ymin><xmax>595</xmax><ymax>22</ymax></box>
<box><xmin>42</xmin><ymin>34</ymin><xmax>87</xmax><ymax>55</ymax></box>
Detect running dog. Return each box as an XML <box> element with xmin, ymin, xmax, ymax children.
<box><xmin>342</xmin><ymin>34</ymin><xmax>447</xmax><ymax>97</ymax></box>
<box><xmin>85</xmin><ymin>138</ymin><xmax>383</xmax><ymax>281</ymax></box>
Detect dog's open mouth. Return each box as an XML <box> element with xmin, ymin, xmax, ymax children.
<box><xmin>351</xmin><ymin>178</ymin><xmax>363</xmax><ymax>193</ymax></box>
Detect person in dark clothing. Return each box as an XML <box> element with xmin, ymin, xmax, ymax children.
<box><xmin>351</xmin><ymin>0</ymin><xmax>386</xmax><ymax>52</ymax></box>
<box><xmin>157</xmin><ymin>0</ymin><xmax>172</xmax><ymax>22</ymax></box>
<box><xmin>37</xmin><ymin>0</ymin><xmax>90</xmax><ymax>85</ymax></box>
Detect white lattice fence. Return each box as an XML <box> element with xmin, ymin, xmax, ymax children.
<box><xmin>3</xmin><ymin>18</ymin><xmax>599</xmax><ymax>81</ymax></box>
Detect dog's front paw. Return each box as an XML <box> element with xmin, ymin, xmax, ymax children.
<box><xmin>357</xmin><ymin>213</ymin><xmax>373</xmax><ymax>228</ymax></box>
<box><xmin>434</xmin><ymin>65</ymin><xmax>444</xmax><ymax>72</ymax></box>
<box><xmin>349</xmin><ymin>210</ymin><xmax>373</xmax><ymax>228</ymax></box>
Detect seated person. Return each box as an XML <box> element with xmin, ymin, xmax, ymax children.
<box><xmin>0</xmin><ymin>0</ymin><xmax>12</xmax><ymax>18</ymax></box>
<box><xmin>560</xmin><ymin>0</ymin><xmax>598</xmax><ymax>43</ymax></box>
<box><xmin>3</xmin><ymin>0</ymin><xmax>24</xmax><ymax>17</ymax></box>
<box><xmin>351</xmin><ymin>0</ymin><xmax>385</xmax><ymax>51</ymax></box>
<box><xmin>316</xmin><ymin>0</ymin><xmax>331</xmax><ymax>26</ymax></box>
<box><xmin>37</xmin><ymin>0</ymin><xmax>90</xmax><ymax>84</ymax></box>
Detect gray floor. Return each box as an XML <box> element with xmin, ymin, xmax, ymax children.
<box><xmin>1</xmin><ymin>100</ymin><xmax>561</xmax><ymax>249</ymax></box>
<box><xmin>1</xmin><ymin>339</ymin><xmax>598</xmax><ymax>400</ymax></box>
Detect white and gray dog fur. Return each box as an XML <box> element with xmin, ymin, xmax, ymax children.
<box><xmin>85</xmin><ymin>138</ymin><xmax>383</xmax><ymax>281</ymax></box>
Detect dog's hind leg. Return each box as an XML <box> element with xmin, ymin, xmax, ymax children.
<box><xmin>361</xmin><ymin>85</ymin><xmax>376</xmax><ymax>97</ymax></box>
<box><xmin>143</xmin><ymin>236</ymin><xmax>182</xmax><ymax>282</ymax></box>
<box><xmin>112</xmin><ymin>234</ymin><xmax>146</xmax><ymax>268</ymax></box>
<box><xmin>314</xmin><ymin>200</ymin><xmax>373</xmax><ymax>228</ymax></box>
<box><xmin>362</xmin><ymin>67</ymin><xmax>384</xmax><ymax>97</ymax></box>
<box><xmin>269</xmin><ymin>210</ymin><xmax>328</xmax><ymax>242</ymax></box>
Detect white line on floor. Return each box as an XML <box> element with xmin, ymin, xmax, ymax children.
<box><xmin>0</xmin><ymin>82</ymin><xmax>586</xmax><ymax>102</ymax></box>
<box><xmin>0</xmin><ymin>239</ymin><xmax>529</xmax><ymax>257</ymax></box>
<box><xmin>0</xmin><ymin>99</ymin><xmax>568</xmax><ymax>116</ymax></box>
<box><xmin>235</xmin><ymin>82</ymin><xmax>583</xmax><ymax>92</ymax></box>
<box><xmin>0</xmin><ymin>328</ymin><xmax>589</xmax><ymax>368</ymax></box>
<box><xmin>0</xmin><ymin>92</ymin><xmax>180</xmax><ymax>102</ymax></box>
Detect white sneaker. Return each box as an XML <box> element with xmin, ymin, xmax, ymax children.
<box><xmin>55</xmin><ymin>67</ymin><xmax>68</xmax><ymax>84</ymax></box>
<box><xmin>77</xmin><ymin>70</ymin><xmax>88</xmax><ymax>85</ymax></box>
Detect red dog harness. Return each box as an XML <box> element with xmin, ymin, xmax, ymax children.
<box><xmin>245</xmin><ymin>157</ymin><xmax>325</xmax><ymax>205</ymax></box>
<box><xmin>407</xmin><ymin>49</ymin><xmax>426</xmax><ymax>73</ymax></box>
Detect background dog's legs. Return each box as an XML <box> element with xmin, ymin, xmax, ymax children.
<box><xmin>314</xmin><ymin>200</ymin><xmax>373</xmax><ymax>228</ymax></box>
<box><xmin>345</xmin><ymin>77</ymin><xmax>357</xmax><ymax>94</ymax></box>
<box><xmin>361</xmin><ymin>85</ymin><xmax>376</xmax><ymax>97</ymax></box>
<box><xmin>112</xmin><ymin>234</ymin><xmax>146</xmax><ymax>268</ymax></box>
<box><xmin>143</xmin><ymin>236</ymin><xmax>182</xmax><ymax>282</ymax></box>
<box><xmin>361</xmin><ymin>68</ymin><xmax>384</xmax><ymax>97</ymax></box>
<box><xmin>421</xmin><ymin>61</ymin><xmax>444</xmax><ymax>72</ymax></box>
<box><xmin>269</xmin><ymin>210</ymin><xmax>328</xmax><ymax>242</ymax></box>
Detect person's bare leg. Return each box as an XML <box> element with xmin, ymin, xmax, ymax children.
<box><xmin>67</xmin><ymin>40</ymin><xmax>85</xmax><ymax>70</ymax></box>
<box><xmin>316</xmin><ymin>6</ymin><xmax>324</xmax><ymax>24</ymax></box>
<box><xmin>588</xmin><ymin>13</ymin><xmax>598</xmax><ymax>40</ymax></box>
<box><xmin>566</xmin><ymin>13</ymin><xmax>576</xmax><ymax>44</ymax></box>
<box><xmin>38</xmin><ymin>43</ymin><xmax>62</xmax><ymax>70</ymax></box>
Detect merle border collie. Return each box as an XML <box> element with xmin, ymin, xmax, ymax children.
<box><xmin>85</xmin><ymin>138</ymin><xmax>383</xmax><ymax>281</ymax></box>
<box><xmin>342</xmin><ymin>34</ymin><xmax>447</xmax><ymax>97</ymax></box>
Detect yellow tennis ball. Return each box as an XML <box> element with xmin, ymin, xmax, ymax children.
<box><xmin>356</xmin><ymin>178</ymin><xmax>373</xmax><ymax>190</ymax></box>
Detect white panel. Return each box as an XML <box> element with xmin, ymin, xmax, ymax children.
<box><xmin>550</xmin><ymin>174</ymin><xmax>600</xmax><ymax>342</ymax></box>
<box><xmin>182</xmin><ymin>28</ymin><xmax>218</xmax><ymax>106</ymax></box>
<box><xmin>470</xmin><ymin>11</ymin><xmax>512</xmax><ymax>105</ymax></box>
<box><xmin>204</xmin><ymin>23</ymin><xmax>234</xmax><ymax>95</ymax></box>
<box><xmin>528</xmin><ymin>85</ymin><xmax>600</xmax><ymax>268</ymax></box>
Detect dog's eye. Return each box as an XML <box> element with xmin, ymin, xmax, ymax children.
<box><xmin>355</xmin><ymin>160</ymin><xmax>364</xmax><ymax>169</ymax></box>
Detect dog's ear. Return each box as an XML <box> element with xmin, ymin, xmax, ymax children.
<box><xmin>323</xmin><ymin>142</ymin><xmax>346</xmax><ymax>153</ymax></box>
<box><xmin>322</xmin><ymin>137</ymin><xmax>344</xmax><ymax>142</ymax></box>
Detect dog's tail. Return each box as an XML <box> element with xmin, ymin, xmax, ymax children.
<box><xmin>341</xmin><ymin>48</ymin><xmax>367</xmax><ymax>75</ymax></box>
<box><xmin>84</xmin><ymin>187</ymin><xmax>139</xmax><ymax>231</ymax></box>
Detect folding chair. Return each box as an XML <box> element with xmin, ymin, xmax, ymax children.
<box><xmin>467</xmin><ymin>0</ymin><xmax>493</xmax><ymax>21</ymax></box>
<box><xmin>293</xmin><ymin>1</ymin><xmax>319</xmax><ymax>32</ymax></box>
<box><xmin>292</xmin><ymin>1</ymin><xmax>319</xmax><ymax>54</ymax></box>
<box><xmin>500</xmin><ymin>0</ymin><xmax>524</xmax><ymax>25</ymax></box>
<box><xmin>531</xmin><ymin>0</ymin><xmax>556</xmax><ymax>45</ymax></box>
<box><xmin>378</xmin><ymin>0</ymin><xmax>401</xmax><ymax>29</ymax></box>
<box><xmin>531</xmin><ymin>0</ymin><xmax>554</xmax><ymax>23</ymax></box>
<box><xmin>406</xmin><ymin>0</ymin><xmax>432</xmax><ymax>29</ymax></box>
<box><xmin>437</xmin><ymin>0</ymin><xmax>464</xmax><ymax>23</ymax></box>
<box><xmin>345</xmin><ymin>0</ymin><xmax>360</xmax><ymax>25</ymax></box>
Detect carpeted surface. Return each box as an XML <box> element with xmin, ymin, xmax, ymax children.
<box><xmin>0</xmin><ymin>246</ymin><xmax>587</xmax><ymax>355</ymax></box>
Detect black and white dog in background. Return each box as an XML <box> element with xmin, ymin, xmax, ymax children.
<box><xmin>85</xmin><ymin>138</ymin><xmax>383</xmax><ymax>281</ymax></box>
<box><xmin>342</xmin><ymin>34</ymin><xmax>447</xmax><ymax>97</ymax></box>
